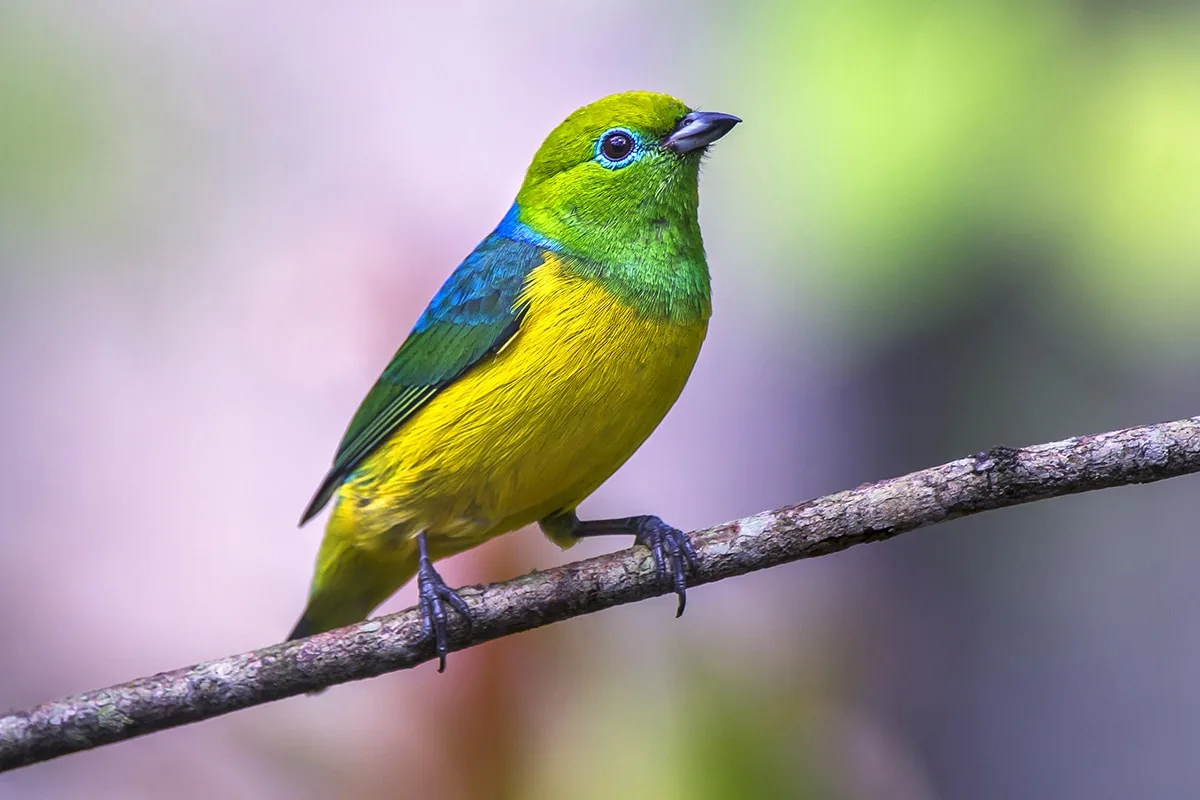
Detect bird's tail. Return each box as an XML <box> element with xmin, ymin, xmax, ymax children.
<box><xmin>286</xmin><ymin>610</ymin><xmax>322</xmax><ymax>641</ymax></box>
<box><xmin>287</xmin><ymin>554</ymin><xmax>419</xmax><ymax>641</ymax></box>
<box><xmin>287</xmin><ymin>509</ymin><xmax>421</xmax><ymax>641</ymax></box>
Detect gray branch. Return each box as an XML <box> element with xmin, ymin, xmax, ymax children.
<box><xmin>3</xmin><ymin>416</ymin><xmax>1199</xmax><ymax>772</ymax></box>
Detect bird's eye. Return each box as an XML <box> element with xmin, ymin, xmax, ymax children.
<box><xmin>597</xmin><ymin>129</ymin><xmax>636</xmax><ymax>167</ymax></box>
<box><xmin>601</xmin><ymin>132</ymin><xmax>633</xmax><ymax>160</ymax></box>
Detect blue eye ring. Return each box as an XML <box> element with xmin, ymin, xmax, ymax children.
<box><xmin>595</xmin><ymin>128</ymin><xmax>638</xmax><ymax>169</ymax></box>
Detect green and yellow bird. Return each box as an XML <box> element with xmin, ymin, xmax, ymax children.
<box><xmin>290</xmin><ymin>91</ymin><xmax>739</xmax><ymax>669</ymax></box>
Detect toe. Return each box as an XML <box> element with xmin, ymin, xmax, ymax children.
<box><xmin>635</xmin><ymin>518</ymin><xmax>698</xmax><ymax>616</ymax></box>
<box><xmin>444</xmin><ymin>589</ymin><xmax>473</xmax><ymax>632</ymax></box>
<box><xmin>416</xmin><ymin>569</ymin><xmax>473</xmax><ymax>672</ymax></box>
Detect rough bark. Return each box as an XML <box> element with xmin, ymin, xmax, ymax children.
<box><xmin>2</xmin><ymin>416</ymin><xmax>1198</xmax><ymax>772</ymax></box>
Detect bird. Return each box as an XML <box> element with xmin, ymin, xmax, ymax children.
<box><xmin>289</xmin><ymin>91</ymin><xmax>740</xmax><ymax>671</ymax></box>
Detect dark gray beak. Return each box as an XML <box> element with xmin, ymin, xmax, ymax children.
<box><xmin>663</xmin><ymin>111</ymin><xmax>741</xmax><ymax>154</ymax></box>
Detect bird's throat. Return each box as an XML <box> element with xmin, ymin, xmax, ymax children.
<box><xmin>500</xmin><ymin>199</ymin><xmax>711</xmax><ymax>324</ymax></box>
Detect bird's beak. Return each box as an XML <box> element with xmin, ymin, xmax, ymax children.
<box><xmin>663</xmin><ymin>111</ymin><xmax>741</xmax><ymax>154</ymax></box>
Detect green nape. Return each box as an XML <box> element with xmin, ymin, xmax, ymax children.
<box><xmin>515</xmin><ymin>91</ymin><xmax>712</xmax><ymax>324</ymax></box>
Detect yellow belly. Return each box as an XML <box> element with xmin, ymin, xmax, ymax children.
<box><xmin>333</xmin><ymin>253</ymin><xmax>708</xmax><ymax>559</ymax></box>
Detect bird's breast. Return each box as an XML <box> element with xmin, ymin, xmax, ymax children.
<box><xmin>351</xmin><ymin>252</ymin><xmax>708</xmax><ymax>542</ymax></box>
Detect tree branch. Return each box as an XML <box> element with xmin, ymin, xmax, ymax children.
<box><xmin>3</xmin><ymin>416</ymin><xmax>1199</xmax><ymax>772</ymax></box>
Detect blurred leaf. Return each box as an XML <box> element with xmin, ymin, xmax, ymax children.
<box><xmin>740</xmin><ymin>1</ymin><xmax>1066</xmax><ymax>299</ymax></box>
<box><xmin>0</xmin><ymin>16</ymin><xmax>119</xmax><ymax>233</ymax></box>
<box><xmin>677</xmin><ymin>667</ymin><xmax>834</xmax><ymax>800</ymax></box>
<box><xmin>733</xmin><ymin>0</ymin><xmax>1200</xmax><ymax>360</ymax></box>
<box><xmin>1050</xmin><ymin>20</ymin><xmax>1200</xmax><ymax>354</ymax></box>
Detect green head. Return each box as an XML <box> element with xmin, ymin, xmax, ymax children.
<box><xmin>514</xmin><ymin>91</ymin><xmax>740</xmax><ymax>281</ymax></box>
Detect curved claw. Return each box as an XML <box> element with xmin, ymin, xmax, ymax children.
<box><xmin>634</xmin><ymin>516</ymin><xmax>698</xmax><ymax>617</ymax></box>
<box><xmin>417</xmin><ymin>559</ymin><xmax>472</xmax><ymax>673</ymax></box>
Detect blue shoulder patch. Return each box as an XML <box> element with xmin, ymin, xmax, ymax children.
<box><xmin>495</xmin><ymin>202</ymin><xmax>559</xmax><ymax>250</ymax></box>
<box><xmin>412</xmin><ymin>209</ymin><xmax>547</xmax><ymax>334</ymax></box>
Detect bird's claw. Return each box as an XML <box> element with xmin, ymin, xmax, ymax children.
<box><xmin>634</xmin><ymin>516</ymin><xmax>700</xmax><ymax>617</ymax></box>
<box><xmin>417</xmin><ymin>558</ymin><xmax>472</xmax><ymax>672</ymax></box>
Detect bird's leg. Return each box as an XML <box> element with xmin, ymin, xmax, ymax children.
<box><xmin>569</xmin><ymin>514</ymin><xmax>700</xmax><ymax>616</ymax></box>
<box><xmin>415</xmin><ymin>532</ymin><xmax>471</xmax><ymax>672</ymax></box>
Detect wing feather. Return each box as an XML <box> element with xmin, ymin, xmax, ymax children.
<box><xmin>299</xmin><ymin>233</ymin><xmax>544</xmax><ymax>524</ymax></box>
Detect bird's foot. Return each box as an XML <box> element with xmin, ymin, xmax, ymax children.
<box><xmin>416</xmin><ymin>550</ymin><xmax>471</xmax><ymax>672</ymax></box>
<box><xmin>632</xmin><ymin>516</ymin><xmax>700</xmax><ymax>617</ymax></box>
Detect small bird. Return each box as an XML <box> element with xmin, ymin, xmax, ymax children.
<box><xmin>290</xmin><ymin>91</ymin><xmax>739</xmax><ymax>670</ymax></box>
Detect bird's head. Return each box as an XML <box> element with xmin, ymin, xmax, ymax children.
<box><xmin>514</xmin><ymin>91</ymin><xmax>739</xmax><ymax>267</ymax></box>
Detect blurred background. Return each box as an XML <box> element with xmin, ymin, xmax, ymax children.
<box><xmin>1</xmin><ymin>0</ymin><xmax>1198</xmax><ymax>797</ymax></box>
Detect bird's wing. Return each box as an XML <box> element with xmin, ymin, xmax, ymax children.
<box><xmin>299</xmin><ymin>233</ymin><xmax>545</xmax><ymax>524</ymax></box>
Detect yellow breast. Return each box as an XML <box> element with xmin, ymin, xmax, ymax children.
<box><xmin>336</xmin><ymin>253</ymin><xmax>708</xmax><ymax>554</ymax></box>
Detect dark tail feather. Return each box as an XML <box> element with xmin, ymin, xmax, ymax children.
<box><xmin>298</xmin><ymin>472</ymin><xmax>341</xmax><ymax>526</ymax></box>
<box><xmin>287</xmin><ymin>613</ymin><xmax>315</xmax><ymax>641</ymax></box>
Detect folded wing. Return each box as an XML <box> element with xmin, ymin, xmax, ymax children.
<box><xmin>299</xmin><ymin>233</ymin><xmax>545</xmax><ymax>524</ymax></box>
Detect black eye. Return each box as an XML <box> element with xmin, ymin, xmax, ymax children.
<box><xmin>600</xmin><ymin>130</ymin><xmax>634</xmax><ymax>162</ymax></box>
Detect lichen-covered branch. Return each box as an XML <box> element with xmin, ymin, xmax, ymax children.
<box><xmin>2</xmin><ymin>416</ymin><xmax>1199</xmax><ymax>772</ymax></box>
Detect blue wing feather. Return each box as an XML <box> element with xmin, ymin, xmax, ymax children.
<box><xmin>299</xmin><ymin>227</ymin><xmax>545</xmax><ymax>524</ymax></box>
